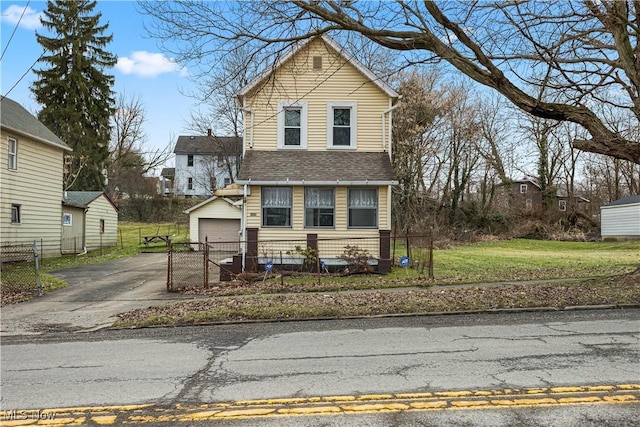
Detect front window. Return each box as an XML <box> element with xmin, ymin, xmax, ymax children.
<box><xmin>262</xmin><ymin>187</ymin><xmax>292</xmax><ymax>227</ymax></box>
<box><xmin>8</xmin><ymin>137</ymin><xmax>17</xmax><ymax>170</ymax></box>
<box><xmin>278</xmin><ymin>101</ymin><xmax>307</xmax><ymax>148</ymax></box>
<box><xmin>187</xmin><ymin>155</ymin><xmax>194</xmax><ymax>167</ymax></box>
<box><xmin>11</xmin><ymin>204</ymin><xmax>21</xmax><ymax>223</ymax></box>
<box><xmin>305</xmin><ymin>188</ymin><xmax>334</xmax><ymax>228</ymax></box>
<box><xmin>348</xmin><ymin>188</ymin><xmax>377</xmax><ymax>228</ymax></box>
<box><xmin>328</xmin><ymin>102</ymin><xmax>357</xmax><ymax>148</ymax></box>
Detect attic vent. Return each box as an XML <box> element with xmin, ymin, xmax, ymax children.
<box><xmin>313</xmin><ymin>56</ymin><xmax>322</xmax><ymax>70</ymax></box>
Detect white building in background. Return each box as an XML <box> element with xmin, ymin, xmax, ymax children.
<box><xmin>172</xmin><ymin>131</ymin><xmax>242</xmax><ymax>198</ymax></box>
<box><xmin>601</xmin><ymin>195</ymin><xmax>640</xmax><ymax>240</ymax></box>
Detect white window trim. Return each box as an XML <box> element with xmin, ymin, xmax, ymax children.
<box><xmin>559</xmin><ymin>200</ymin><xmax>567</xmax><ymax>211</ymax></box>
<box><xmin>520</xmin><ymin>184</ymin><xmax>528</xmax><ymax>194</ymax></box>
<box><xmin>347</xmin><ymin>187</ymin><xmax>378</xmax><ymax>229</ymax></box>
<box><xmin>277</xmin><ymin>100</ymin><xmax>308</xmax><ymax>149</ymax></box>
<box><xmin>8</xmin><ymin>137</ymin><xmax>17</xmax><ymax>170</ymax></box>
<box><xmin>63</xmin><ymin>213</ymin><xmax>72</xmax><ymax>226</ymax></box>
<box><xmin>327</xmin><ymin>101</ymin><xmax>357</xmax><ymax>149</ymax></box>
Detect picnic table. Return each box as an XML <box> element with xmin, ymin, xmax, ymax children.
<box><xmin>142</xmin><ymin>234</ymin><xmax>172</xmax><ymax>247</ymax></box>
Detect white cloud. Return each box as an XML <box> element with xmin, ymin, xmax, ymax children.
<box><xmin>115</xmin><ymin>51</ymin><xmax>188</xmax><ymax>78</ymax></box>
<box><xmin>1</xmin><ymin>5</ymin><xmax>43</xmax><ymax>30</ymax></box>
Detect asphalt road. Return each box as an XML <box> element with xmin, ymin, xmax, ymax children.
<box><xmin>1</xmin><ymin>309</ymin><xmax>639</xmax><ymax>426</ymax></box>
<box><xmin>0</xmin><ymin>253</ymin><xmax>198</xmax><ymax>335</ymax></box>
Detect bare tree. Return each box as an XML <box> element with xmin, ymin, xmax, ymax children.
<box><xmin>141</xmin><ymin>0</ymin><xmax>640</xmax><ymax>164</ymax></box>
<box><xmin>107</xmin><ymin>93</ymin><xmax>171</xmax><ymax>198</ymax></box>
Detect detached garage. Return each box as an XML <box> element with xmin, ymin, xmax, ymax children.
<box><xmin>601</xmin><ymin>195</ymin><xmax>640</xmax><ymax>240</ymax></box>
<box><xmin>185</xmin><ymin>196</ymin><xmax>242</xmax><ymax>247</ymax></box>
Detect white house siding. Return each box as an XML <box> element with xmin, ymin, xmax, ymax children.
<box><xmin>84</xmin><ymin>195</ymin><xmax>118</xmax><ymax>248</ymax></box>
<box><xmin>174</xmin><ymin>153</ymin><xmax>237</xmax><ymax>197</ymax></box>
<box><xmin>601</xmin><ymin>202</ymin><xmax>640</xmax><ymax>239</ymax></box>
<box><xmin>1</xmin><ymin>131</ymin><xmax>64</xmax><ymax>257</ymax></box>
<box><xmin>244</xmin><ymin>38</ymin><xmax>391</xmax><ymax>153</ymax></box>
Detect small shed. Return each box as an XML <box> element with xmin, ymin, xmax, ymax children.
<box><xmin>184</xmin><ymin>196</ymin><xmax>242</xmax><ymax>247</ymax></box>
<box><xmin>63</xmin><ymin>191</ymin><xmax>119</xmax><ymax>249</ymax></box>
<box><xmin>601</xmin><ymin>195</ymin><xmax>640</xmax><ymax>240</ymax></box>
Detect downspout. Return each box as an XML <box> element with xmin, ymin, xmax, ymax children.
<box><xmin>241</xmin><ymin>105</ymin><xmax>254</xmax><ymax>153</ymax></box>
<box><xmin>381</xmin><ymin>98</ymin><xmax>401</xmax><ymax>154</ymax></box>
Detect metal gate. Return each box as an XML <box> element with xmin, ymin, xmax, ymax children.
<box><xmin>167</xmin><ymin>240</ymin><xmax>240</xmax><ymax>291</ymax></box>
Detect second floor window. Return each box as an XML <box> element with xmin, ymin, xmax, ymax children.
<box><xmin>559</xmin><ymin>200</ymin><xmax>567</xmax><ymax>211</ymax></box>
<box><xmin>8</xmin><ymin>137</ymin><xmax>17</xmax><ymax>170</ymax></box>
<box><xmin>187</xmin><ymin>155</ymin><xmax>194</xmax><ymax>167</ymax></box>
<box><xmin>328</xmin><ymin>102</ymin><xmax>357</xmax><ymax>148</ymax></box>
<box><xmin>278</xmin><ymin>101</ymin><xmax>307</xmax><ymax>149</ymax></box>
<box><xmin>520</xmin><ymin>184</ymin><xmax>528</xmax><ymax>194</ymax></box>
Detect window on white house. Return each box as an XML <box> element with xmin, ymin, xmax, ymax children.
<box><xmin>305</xmin><ymin>188</ymin><xmax>334</xmax><ymax>228</ymax></box>
<box><xmin>559</xmin><ymin>200</ymin><xmax>567</xmax><ymax>211</ymax></box>
<box><xmin>217</xmin><ymin>154</ymin><xmax>224</xmax><ymax>167</ymax></box>
<box><xmin>278</xmin><ymin>101</ymin><xmax>307</xmax><ymax>148</ymax></box>
<box><xmin>262</xmin><ymin>187</ymin><xmax>292</xmax><ymax>227</ymax></box>
<box><xmin>188</xmin><ymin>177</ymin><xmax>193</xmax><ymax>190</ymax></box>
<box><xmin>348</xmin><ymin>188</ymin><xmax>377</xmax><ymax>228</ymax></box>
<box><xmin>328</xmin><ymin>102</ymin><xmax>357</xmax><ymax>148</ymax></box>
<box><xmin>520</xmin><ymin>184</ymin><xmax>528</xmax><ymax>194</ymax></box>
<box><xmin>8</xmin><ymin>137</ymin><xmax>17</xmax><ymax>170</ymax></box>
<box><xmin>187</xmin><ymin>155</ymin><xmax>194</xmax><ymax>166</ymax></box>
<box><xmin>11</xmin><ymin>204</ymin><xmax>21</xmax><ymax>223</ymax></box>
<box><xmin>62</xmin><ymin>213</ymin><xmax>72</xmax><ymax>226</ymax></box>
<box><xmin>223</xmin><ymin>177</ymin><xmax>231</xmax><ymax>186</ymax></box>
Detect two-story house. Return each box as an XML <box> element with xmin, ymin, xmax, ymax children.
<box><xmin>234</xmin><ymin>35</ymin><xmax>399</xmax><ymax>273</ymax></box>
<box><xmin>172</xmin><ymin>130</ymin><xmax>242</xmax><ymax>198</ymax></box>
<box><xmin>1</xmin><ymin>96</ymin><xmax>72</xmax><ymax>258</ymax></box>
<box><xmin>496</xmin><ymin>178</ymin><xmax>589</xmax><ymax>214</ymax></box>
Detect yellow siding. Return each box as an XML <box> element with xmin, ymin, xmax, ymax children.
<box><xmin>244</xmin><ymin>38</ymin><xmax>390</xmax><ymax>152</ymax></box>
<box><xmin>244</xmin><ymin>184</ymin><xmax>390</xmax><ymax>257</ymax></box>
<box><xmin>1</xmin><ymin>130</ymin><xmax>64</xmax><ymax>257</ymax></box>
<box><xmin>85</xmin><ymin>195</ymin><xmax>118</xmax><ymax>249</ymax></box>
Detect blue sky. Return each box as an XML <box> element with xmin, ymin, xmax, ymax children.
<box><xmin>1</xmin><ymin>1</ymin><xmax>198</xmax><ymax>169</ymax></box>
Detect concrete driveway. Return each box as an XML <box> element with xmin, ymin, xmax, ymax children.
<box><xmin>0</xmin><ymin>253</ymin><xmax>199</xmax><ymax>336</ymax></box>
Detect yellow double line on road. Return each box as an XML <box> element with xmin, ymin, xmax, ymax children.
<box><xmin>2</xmin><ymin>384</ymin><xmax>639</xmax><ymax>425</ymax></box>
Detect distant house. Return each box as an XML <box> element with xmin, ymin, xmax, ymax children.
<box><xmin>62</xmin><ymin>191</ymin><xmax>119</xmax><ymax>252</ymax></box>
<box><xmin>496</xmin><ymin>178</ymin><xmax>589</xmax><ymax>214</ymax></box>
<box><xmin>234</xmin><ymin>34</ymin><xmax>399</xmax><ymax>273</ymax></box>
<box><xmin>160</xmin><ymin>167</ymin><xmax>175</xmax><ymax>197</ymax></box>
<box><xmin>1</xmin><ymin>96</ymin><xmax>71</xmax><ymax>258</ymax></box>
<box><xmin>172</xmin><ymin>130</ymin><xmax>242</xmax><ymax>198</ymax></box>
<box><xmin>601</xmin><ymin>195</ymin><xmax>640</xmax><ymax>240</ymax></box>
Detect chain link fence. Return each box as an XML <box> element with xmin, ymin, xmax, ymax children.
<box><xmin>1</xmin><ymin>242</ymin><xmax>41</xmax><ymax>305</ymax></box>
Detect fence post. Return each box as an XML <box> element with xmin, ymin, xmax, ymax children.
<box><xmin>428</xmin><ymin>226</ymin><xmax>434</xmax><ymax>280</ymax></box>
<box><xmin>204</xmin><ymin>236</ymin><xmax>209</xmax><ymax>286</ymax></box>
<box><xmin>167</xmin><ymin>240</ymin><xmax>172</xmax><ymax>292</ymax></box>
<box><xmin>32</xmin><ymin>240</ymin><xmax>42</xmax><ymax>296</ymax></box>
<box><xmin>378</xmin><ymin>230</ymin><xmax>392</xmax><ymax>273</ymax></box>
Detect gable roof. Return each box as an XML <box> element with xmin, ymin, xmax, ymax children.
<box><xmin>604</xmin><ymin>195</ymin><xmax>640</xmax><ymax>207</ymax></box>
<box><xmin>236</xmin><ymin>34</ymin><xmax>399</xmax><ymax>100</ymax></box>
<box><xmin>161</xmin><ymin>167</ymin><xmax>175</xmax><ymax>178</ymax></box>
<box><xmin>183</xmin><ymin>196</ymin><xmax>242</xmax><ymax>214</ymax></box>
<box><xmin>236</xmin><ymin>151</ymin><xmax>397</xmax><ymax>185</ymax></box>
<box><xmin>174</xmin><ymin>136</ymin><xmax>242</xmax><ymax>155</ymax></box>
<box><xmin>0</xmin><ymin>96</ymin><xmax>71</xmax><ymax>151</ymax></box>
<box><xmin>63</xmin><ymin>191</ymin><xmax>118</xmax><ymax>211</ymax></box>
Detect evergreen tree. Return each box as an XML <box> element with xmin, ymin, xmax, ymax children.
<box><xmin>31</xmin><ymin>0</ymin><xmax>116</xmax><ymax>190</ymax></box>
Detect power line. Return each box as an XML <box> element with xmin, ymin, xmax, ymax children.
<box><xmin>3</xmin><ymin>50</ymin><xmax>46</xmax><ymax>98</ymax></box>
<box><xmin>0</xmin><ymin>0</ymin><xmax>31</xmax><ymax>61</ymax></box>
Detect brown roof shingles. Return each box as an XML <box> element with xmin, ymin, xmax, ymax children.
<box><xmin>237</xmin><ymin>151</ymin><xmax>397</xmax><ymax>184</ymax></box>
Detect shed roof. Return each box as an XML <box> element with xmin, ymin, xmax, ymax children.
<box><xmin>63</xmin><ymin>191</ymin><xmax>118</xmax><ymax>211</ymax></box>
<box><xmin>604</xmin><ymin>195</ymin><xmax>640</xmax><ymax>207</ymax></box>
<box><xmin>236</xmin><ymin>150</ymin><xmax>397</xmax><ymax>185</ymax></box>
<box><xmin>0</xmin><ymin>96</ymin><xmax>71</xmax><ymax>151</ymax></box>
<box><xmin>174</xmin><ymin>136</ymin><xmax>242</xmax><ymax>155</ymax></box>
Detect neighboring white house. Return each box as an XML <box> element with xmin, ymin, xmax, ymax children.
<box><xmin>173</xmin><ymin>131</ymin><xmax>242</xmax><ymax>198</ymax></box>
<box><xmin>184</xmin><ymin>196</ymin><xmax>242</xmax><ymax>248</ymax></box>
<box><xmin>601</xmin><ymin>195</ymin><xmax>640</xmax><ymax>240</ymax></box>
<box><xmin>1</xmin><ymin>96</ymin><xmax>72</xmax><ymax>258</ymax></box>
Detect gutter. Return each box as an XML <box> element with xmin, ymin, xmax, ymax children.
<box><xmin>235</xmin><ymin>180</ymin><xmax>399</xmax><ymax>186</ymax></box>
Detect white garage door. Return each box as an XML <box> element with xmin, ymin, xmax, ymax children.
<box><xmin>198</xmin><ymin>218</ymin><xmax>241</xmax><ymax>243</ymax></box>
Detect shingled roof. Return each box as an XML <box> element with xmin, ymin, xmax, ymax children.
<box><xmin>174</xmin><ymin>136</ymin><xmax>242</xmax><ymax>155</ymax></box>
<box><xmin>62</xmin><ymin>191</ymin><xmax>118</xmax><ymax>211</ymax></box>
<box><xmin>0</xmin><ymin>96</ymin><xmax>70</xmax><ymax>151</ymax></box>
<box><xmin>236</xmin><ymin>151</ymin><xmax>397</xmax><ymax>185</ymax></box>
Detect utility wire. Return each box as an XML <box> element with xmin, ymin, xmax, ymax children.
<box><xmin>0</xmin><ymin>0</ymin><xmax>31</xmax><ymax>61</ymax></box>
